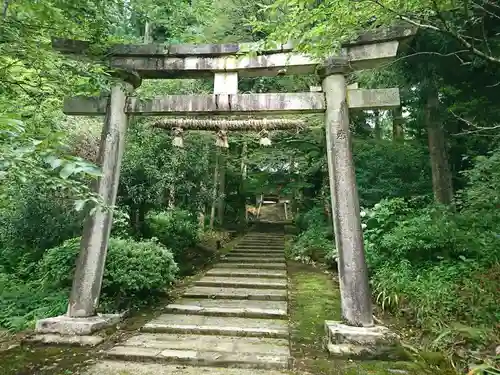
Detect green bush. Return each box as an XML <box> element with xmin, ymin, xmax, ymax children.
<box><xmin>289</xmin><ymin>224</ymin><xmax>334</xmax><ymax>264</ymax></box>
<box><xmin>371</xmin><ymin>260</ymin><xmax>500</xmax><ymax>330</ymax></box>
<box><xmin>363</xmin><ymin>200</ymin><xmax>479</xmax><ymax>269</ymax></box>
<box><xmin>363</xmin><ymin>156</ymin><xmax>500</xmax><ymax>337</ymax></box>
<box><xmin>294</xmin><ymin>206</ymin><xmax>327</xmax><ymax>232</ymax></box>
<box><xmin>39</xmin><ymin>237</ymin><xmax>179</xmax><ymax>309</ymax></box>
<box><xmin>146</xmin><ymin>209</ymin><xmax>199</xmax><ymax>258</ymax></box>
<box><xmin>0</xmin><ymin>183</ymin><xmax>82</xmax><ymax>274</ymax></box>
<box><xmin>0</xmin><ymin>273</ymin><xmax>67</xmax><ymax>331</ymax></box>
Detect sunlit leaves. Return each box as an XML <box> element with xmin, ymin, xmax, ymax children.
<box><xmin>251</xmin><ymin>0</ymin><xmax>500</xmax><ymax>60</ymax></box>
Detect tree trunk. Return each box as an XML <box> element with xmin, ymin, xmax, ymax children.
<box><xmin>198</xmin><ymin>205</ymin><xmax>205</xmax><ymax>231</ymax></box>
<box><xmin>168</xmin><ymin>184</ymin><xmax>175</xmax><ymax>209</ymax></box>
<box><xmin>144</xmin><ymin>21</ymin><xmax>152</xmax><ymax>43</ymax></box>
<box><xmin>289</xmin><ymin>155</ymin><xmax>297</xmax><ymax>217</ymax></box>
<box><xmin>240</xmin><ymin>142</ymin><xmax>248</xmax><ymax>224</ymax></box>
<box><xmin>392</xmin><ymin>106</ymin><xmax>404</xmax><ymax>141</ymax></box>
<box><xmin>373</xmin><ymin>110</ymin><xmax>382</xmax><ymax>139</ymax></box>
<box><xmin>425</xmin><ymin>86</ymin><xmax>454</xmax><ymax>205</ymax></box>
<box><xmin>217</xmin><ymin>149</ymin><xmax>227</xmax><ymax>226</ymax></box>
<box><xmin>209</xmin><ymin>150</ymin><xmax>219</xmax><ymax>230</ymax></box>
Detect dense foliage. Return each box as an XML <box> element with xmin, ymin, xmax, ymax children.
<box><xmin>1</xmin><ymin>236</ymin><xmax>178</xmax><ymax>331</ymax></box>
<box><xmin>293</xmin><ymin>149</ymin><xmax>500</xmax><ymax>368</ymax></box>
<box><xmin>0</xmin><ymin>0</ymin><xmax>499</xmax><ymax>373</ymax></box>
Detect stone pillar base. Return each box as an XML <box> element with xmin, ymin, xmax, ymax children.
<box><xmin>30</xmin><ymin>314</ymin><xmax>121</xmax><ymax>346</ymax></box>
<box><xmin>325</xmin><ymin>321</ymin><xmax>408</xmax><ymax>360</ymax></box>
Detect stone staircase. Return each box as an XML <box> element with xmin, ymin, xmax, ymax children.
<box><xmin>86</xmin><ymin>231</ymin><xmax>290</xmax><ymax>375</ymax></box>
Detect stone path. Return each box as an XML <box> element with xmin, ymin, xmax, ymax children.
<box><xmin>85</xmin><ymin>231</ymin><xmax>290</xmax><ymax>375</ymax></box>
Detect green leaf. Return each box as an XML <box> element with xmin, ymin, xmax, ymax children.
<box><xmin>59</xmin><ymin>162</ymin><xmax>76</xmax><ymax>179</ymax></box>
<box><xmin>74</xmin><ymin>199</ymin><xmax>86</xmax><ymax>212</ymax></box>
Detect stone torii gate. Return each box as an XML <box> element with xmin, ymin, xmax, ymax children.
<box><xmin>36</xmin><ymin>24</ymin><xmax>416</xmax><ymax>351</ymax></box>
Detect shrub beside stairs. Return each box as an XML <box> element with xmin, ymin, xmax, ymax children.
<box><xmin>85</xmin><ymin>229</ymin><xmax>290</xmax><ymax>375</ymax></box>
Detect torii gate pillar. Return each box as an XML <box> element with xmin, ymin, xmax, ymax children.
<box><xmin>320</xmin><ymin>60</ymin><xmax>400</xmax><ymax>358</ymax></box>
<box><xmin>35</xmin><ymin>72</ymin><xmax>140</xmax><ymax>339</ymax></box>
<box><xmin>321</xmin><ymin>60</ymin><xmax>372</xmax><ymax>327</ymax></box>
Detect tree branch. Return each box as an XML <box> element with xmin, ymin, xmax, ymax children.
<box><xmin>472</xmin><ymin>0</ymin><xmax>500</xmax><ymax>20</ymax></box>
<box><xmin>450</xmin><ymin>110</ymin><xmax>500</xmax><ymax>136</ymax></box>
<box><xmin>379</xmin><ymin>50</ymin><xmax>471</xmax><ymax>69</ymax></box>
<box><xmin>369</xmin><ymin>0</ymin><xmax>500</xmax><ymax>65</ymax></box>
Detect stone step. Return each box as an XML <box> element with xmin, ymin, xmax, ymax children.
<box><xmin>183</xmin><ymin>286</ymin><xmax>287</xmax><ymax>301</ymax></box>
<box><xmin>194</xmin><ymin>277</ymin><xmax>287</xmax><ymax>290</ymax></box>
<box><xmin>107</xmin><ymin>347</ymin><xmax>289</xmax><ymax>370</ymax></box>
<box><xmin>232</xmin><ymin>250</ymin><xmax>284</xmax><ymax>255</ymax></box>
<box><xmin>142</xmin><ymin>315</ymin><xmax>289</xmax><ymax>339</ymax></box>
<box><xmin>236</xmin><ymin>244</ymin><xmax>284</xmax><ymax>249</ymax></box>
<box><xmin>206</xmin><ymin>268</ymin><xmax>287</xmax><ymax>279</ymax></box>
<box><xmin>217</xmin><ymin>262</ymin><xmax>286</xmax><ymax>270</ymax></box>
<box><xmin>243</xmin><ymin>235</ymin><xmax>283</xmax><ymax>237</ymax></box>
<box><xmin>231</xmin><ymin>249</ymin><xmax>285</xmax><ymax>253</ymax></box>
<box><xmin>164</xmin><ymin>299</ymin><xmax>287</xmax><ymax>319</ymax></box>
<box><xmin>117</xmin><ymin>333</ymin><xmax>287</xmax><ymax>352</ymax></box>
<box><xmin>226</xmin><ymin>253</ymin><xmax>285</xmax><ymax>259</ymax></box>
<box><xmin>86</xmin><ymin>360</ymin><xmax>289</xmax><ymax>375</ymax></box>
<box><xmin>234</xmin><ymin>248</ymin><xmax>284</xmax><ymax>253</ymax></box>
<box><xmin>222</xmin><ymin>257</ymin><xmax>285</xmax><ymax>263</ymax></box>
<box><xmin>241</xmin><ymin>240</ymin><xmax>283</xmax><ymax>244</ymax></box>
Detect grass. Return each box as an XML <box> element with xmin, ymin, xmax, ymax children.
<box><xmin>288</xmin><ymin>261</ymin><xmax>455</xmax><ymax>375</ymax></box>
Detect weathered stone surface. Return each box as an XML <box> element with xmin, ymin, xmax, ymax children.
<box><xmin>64</xmin><ymin>96</ymin><xmax>109</xmax><ymax>116</ymax></box>
<box><xmin>347</xmin><ymin>88</ymin><xmax>400</xmax><ymax>110</ymax></box>
<box><xmin>226</xmin><ymin>252</ymin><xmax>285</xmax><ymax>258</ymax></box>
<box><xmin>164</xmin><ymin>299</ymin><xmax>287</xmax><ymax>318</ymax></box>
<box><xmin>183</xmin><ymin>286</ymin><xmax>287</xmax><ymax>301</ymax></box>
<box><xmin>66</xmin><ymin>81</ymin><xmax>133</xmax><ymax>318</ymax></box>
<box><xmin>194</xmin><ymin>276</ymin><xmax>287</xmax><ymax>290</ymax></box>
<box><xmin>77</xmin><ymin>230</ymin><xmax>290</xmax><ymax>372</ymax></box>
<box><xmin>206</xmin><ymin>268</ymin><xmax>286</xmax><ymax>279</ymax></box>
<box><xmin>109</xmin><ymin>41</ymin><xmax>295</xmax><ymax>57</ymax></box>
<box><xmin>236</xmin><ymin>242</ymin><xmax>284</xmax><ymax>247</ymax></box>
<box><xmin>119</xmin><ymin>333</ymin><xmax>288</xmax><ymax>354</ymax></box>
<box><xmin>233</xmin><ymin>246</ymin><xmax>284</xmax><ymax>251</ymax></box>
<box><xmin>35</xmin><ymin>314</ymin><xmax>121</xmax><ymax>336</ymax></box>
<box><xmin>83</xmin><ymin>360</ymin><xmax>289</xmax><ymax>375</ymax></box>
<box><xmin>217</xmin><ymin>262</ymin><xmax>286</xmax><ymax>270</ymax></box>
<box><xmin>63</xmin><ymin>88</ymin><xmax>399</xmax><ymax>117</ymax></box>
<box><xmin>239</xmin><ymin>239</ymin><xmax>284</xmax><ymax>242</ymax></box>
<box><xmin>322</xmin><ymin>73</ymin><xmax>373</xmax><ymax>327</ymax></box>
<box><xmin>63</xmin><ymin>93</ymin><xmax>324</xmax><ymax>116</ymax></box>
<box><xmin>107</xmin><ymin>346</ymin><xmax>289</xmax><ymax>370</ymax></box>
<box><xmin>234</xmin><ymin>248</ymin><xmax>284</xmax><ymax>253</ymax></box>
<box><xmin>129</xmin><ymin>93</ymin><xmax>326</xmax><ymax>116</ymax></box>
<box><xmin>342</xmin><ymin>40</ymin><xmax>399</xmax><ymax>70</ymax></box>
<box><xmin>325</xmin><ymin>321</ymin><xmax>403</xmax><ymax>360</ymax></box>
<box><xmin>27</xmin><ymin>334</ymin><xmax>104</xmax><ymax>346</ymax></box>
<box><xmin>110</xmin><ymin>52</ymin><xmax>320</xmax><ymax>78</ymax></box>
<box><xmin>222</xmin><ymin>257</ymin><xmax>284</xmax><ymax>264</ymax></box>
<box><xmin>343</xmin><ymin>23</ymin><xmax>418</xmax><ymax>46</ymax></box>
<box><xmin>106</xmin><ymin>41</ymin><xmax>399</xmax><ymax>78</ymax></box>
<box><xmin>52</xmin><ymin>38</ymin><xmax>91</xmax><ymax>54</ymax></box>
<box><xmin>325</xmin><ymin>321</ymin><xmax>398</xmax><ymax>346</ymax></box>
<box><xmin>142</xmin><ymin>314</ymin><xmax>288</xmax><ymax>338</ymax></box>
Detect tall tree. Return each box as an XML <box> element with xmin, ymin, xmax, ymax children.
<box><xmin>424</xmin><ymin>81</ymin><xmax>454</xmax><ymax>204</ymax></box>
